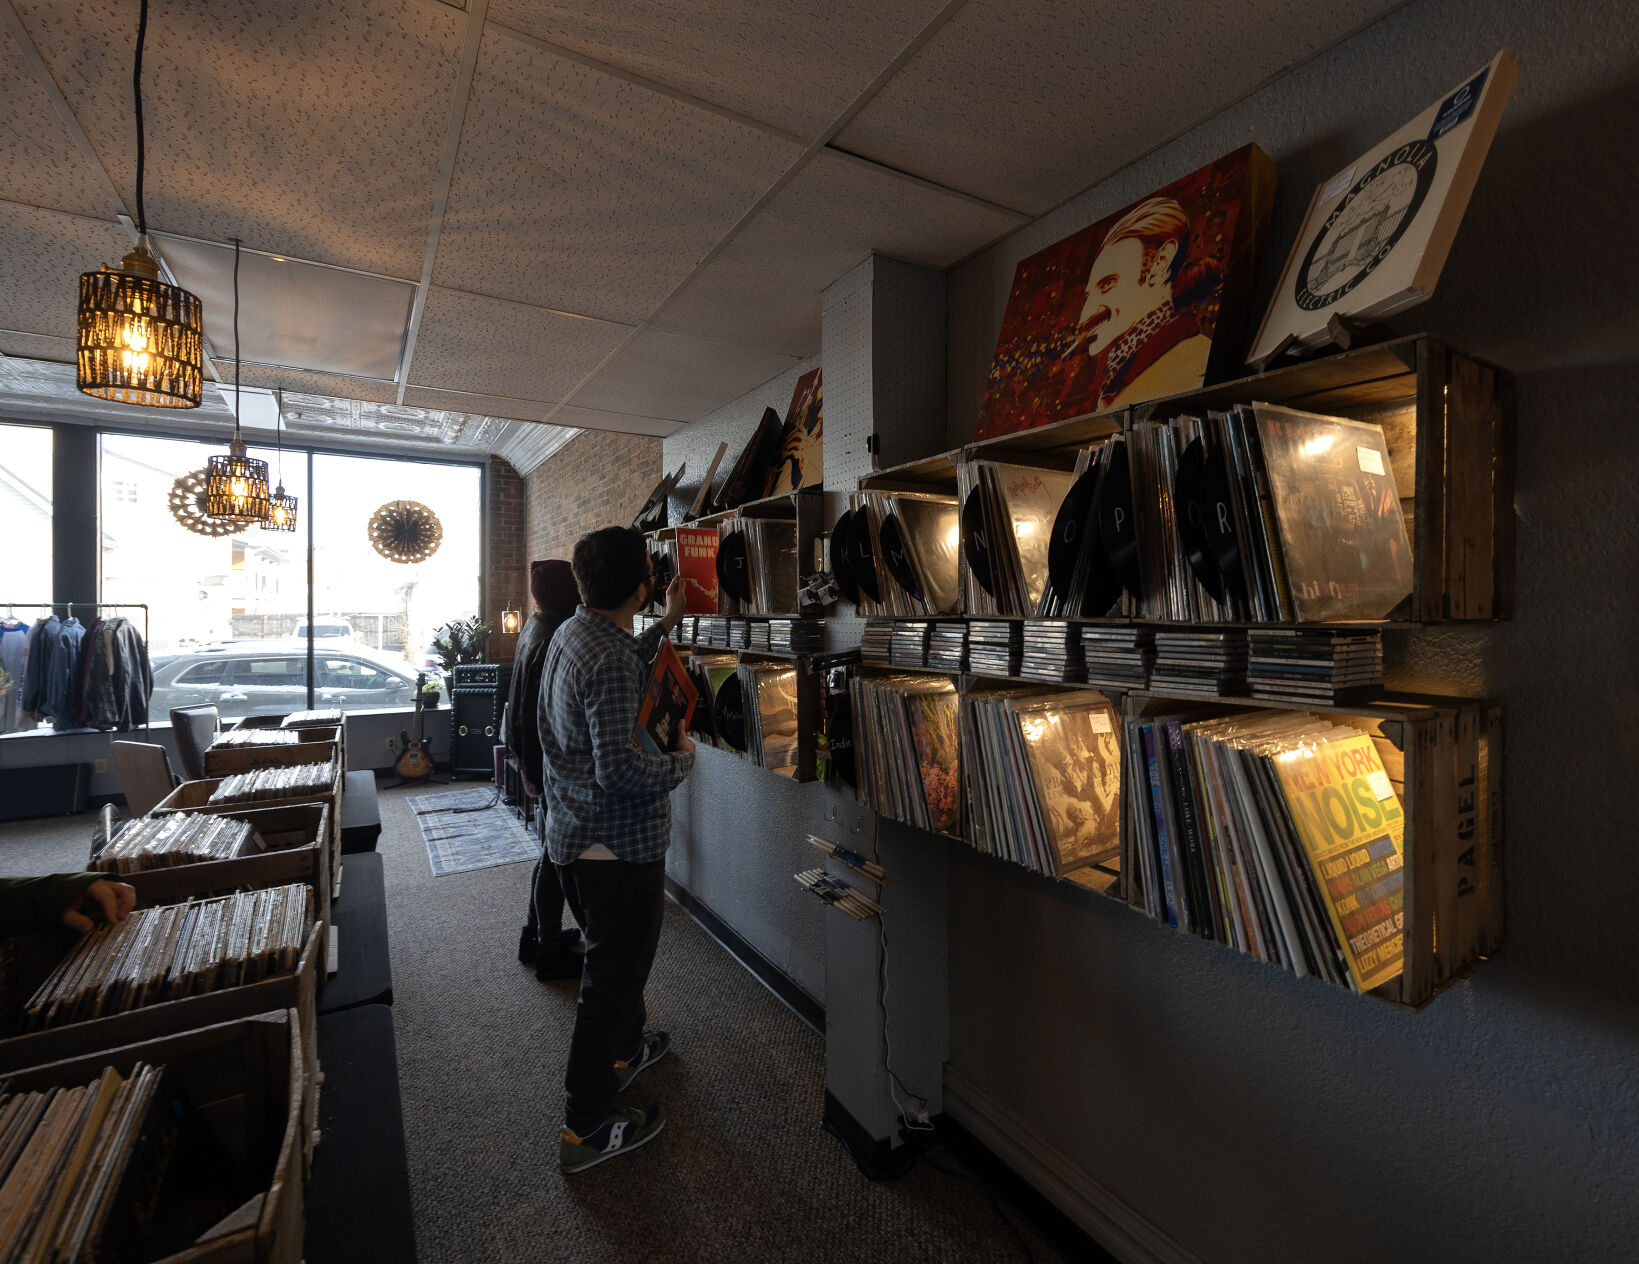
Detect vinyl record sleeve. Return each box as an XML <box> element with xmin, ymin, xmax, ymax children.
<box><xmin>831</xmin><ymin>509</ymin><xmax>858</xmax><ymax>603</ymax></box>
<box><xmin>889</xmin><ymin>495</ymin><xmax>960</xmax><ymax>615</ymax></box>
<box><xmin>1013</xmin><ymin>698</ymin><xmax>1122</xmax><ymax>873</ymax></box>
<box><xmin>713</xmin><ymin>671</ymin><xmax>747</xmax><ymax>751</ymax></box>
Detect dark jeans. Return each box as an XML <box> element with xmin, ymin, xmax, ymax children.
<box><xmin>523</xmin><ymin>855</ymin><xmax>579</xmax><ymax>953</ymax></box>
<box><xmin>556</xmin><ymin>857</ymin><xmax>667</xmax><ymax>1134</ymax></box>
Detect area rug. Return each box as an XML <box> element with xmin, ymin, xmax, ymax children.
<box><xmin>406</xmin><ymin>787</ymin><xmax>540</xmax><ymax>877</ymax></box>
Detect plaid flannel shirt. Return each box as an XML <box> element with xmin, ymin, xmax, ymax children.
<box><xmin>539</xmin><ymin>607</ymin><xmax>694</xmax><ymax>864</ymax></box>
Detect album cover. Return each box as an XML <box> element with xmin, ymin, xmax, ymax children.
<box><xmin>907</xmin><ymin>687</ymin><xmax>961</xmax><ymax>835</ymax></box>
<box><xmin>675</xmin><ymin>527</ymin><xmax>720</xmax><ymax>614</ymax></box>
<box><xmin>1013</xmin><ymin>697</ymin><xmax>1122</xmax><ymax>873</ymax></box>
<box><xmin>1249</xmin><ymin>51</ymin><xmax>1521</xmax><ymax>362</ymax></box>
<box><xmin>634</xmin><ymin>641</ymin><xmax>698</xmax><ymax>755</ymax></box>
<box><xmin>978</xmin><ymin>144</ymin><xmax>1276</xmax><ymax>439</ymax></box>
<box><xmin>881</xmin><ymin>494</ymin><xmax>960</xmax><ymax>616</ymax></box>
<box><xmin>767</xmin><ymin>367</ymin><xmax>823</xmax><ymax>497</ymax></box>
<box><xmin>1253</xmin><ymin>404</ymin><xmax>1412</xmax><ymax>621</ymax></box>
<box><xmin>714</xmin><ymin>407</ymin><xmax>785</xmax><ymax>510</ymax></box>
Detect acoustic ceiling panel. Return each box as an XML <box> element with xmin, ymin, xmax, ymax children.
<box><xmin>651</xmin><ymin>149</ymin><xmax>1025</xmax><ymax>357</ymax></box>
<box><xmin>0</xmin><ymin>333</ymin><xmax>75</xmax><ymax>363</ymax></box>
<box><xmin>0</xmin><ymin>203</ymin><xmax>131</xmax><ymax>340</ymax></box>
<box><xmin>1</xmin><ymin>18</ymin><xmax>111</xmax><ymax>219</ymax></box>
<box><xmin>570</xmin><ymin>328</ymin><xmax>798</xmax><ymax>422</ymax></box>
<box><xmin>544</xmin><ymin>403</ymin><xmax>685</xmax><ymax>438</ymax></box>
<box><xmin>432</xmin><ymin>29</ymin><xmax>799</xmax><ymax>324</ymax></box>
<box><xmin>407</xmin><ymin>287</ymin><xmax>631</xmax><ymax>402</ymax></box>
<box><xmin>10</xmin><ymin>0</ymin><xmax>465</xmax><ymax>278</ymax></box>
<box><xmin>231</xmin><ymin>366</ymin><xmax>400</xmax><ymax>406</ymax></box>
<box><xmin>833</xmin><ymin>0</ymin><xmax>1407</xmax><ymax>216</ymax></box>
<box><xmin>401</xmin><ymin>386</ymin><xmax>553</xmax><ymax>423</ymax></box>
<box><xmin>486</xmin><ymin>0</ymin><xmax>952</xmax><ymax>141</ymax></box>
<box><xmin>157</xmin><ymin>236</ymin><xmax>415</xmax><ymax>382</ymax></box>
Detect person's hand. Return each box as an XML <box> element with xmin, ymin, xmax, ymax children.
<box><xmin>662</xmin><ymin>574</ymin><xmax>687</xmax><ymax>628</ymax></box>
<box><xmin>676</xmin><ymin>732</ymin><xmax>695</xmax><ymax>757</ymax></box>
<box><xmin>63</xmin><ymin>879</ymin><xmax>136</xmax><ymax>934</ymax></box>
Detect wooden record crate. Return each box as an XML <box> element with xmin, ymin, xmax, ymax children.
<box><xmin>153</xmin><ymin>766</ymin><xmax>344</xmax><ymax>882</ymax></box>
<box><xmin>734</xmin><ymin>486</ymin><xmax>826</xmax><ymax>617</ymax></box>
<box><xmin>963</xmin><ymin>334</ymin><xmax>1514</xmax><ymax>624</ymax></box>
<box><xmin>103</xmin><ymin>802</ymin><xmax>334</xmax><ymax>959</ymax></box>
<box><xmin>0</xmin><ymin>914</ymin><xmax>323</xmax><ymax>1170</ymax></box>
<box><xmin>1</xmin><ymin>1009</ymin><xmax>305</xmax><ymax>1264</ymax></box>
<box><xmin>1122</xmin><ymin>690</ymin><xmax>1503</xmax><ymax>1008</ymax></box>
<box><xmin>203</xmin><ymin>727</ymin><xmax>341</xmax><ymax>778</ymax></box>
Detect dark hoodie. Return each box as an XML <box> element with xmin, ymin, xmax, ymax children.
<box><xmin>502</xmin><ymin>560</ymin><xmax>579</xmax><ymax>792</ymax></box>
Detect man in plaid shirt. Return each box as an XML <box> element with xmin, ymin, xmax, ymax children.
<box><xmin>540</xmin><ymin>525</ymin><xmax>694</xmax><ymax>1172</ymax></box>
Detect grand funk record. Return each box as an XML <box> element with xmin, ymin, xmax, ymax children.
<box><xmin>1249</xmin><ymin>50</ymin><xmax>1520</xmax><ymax>363</ymax></box>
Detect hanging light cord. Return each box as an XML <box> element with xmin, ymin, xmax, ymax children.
<box><xmin>133</xmin><ymin>0</ymin><xmax>149</xmax><ymax>236</ymax></box>
<box><xmin>232</xmin><ymin>237</ymin><xmax>241</xmax><ymax>435</ymax></box>
<box><xmin>275</xmin><ymin>389</ymin><xmax>284</xmax><ymax>486</ymax></box>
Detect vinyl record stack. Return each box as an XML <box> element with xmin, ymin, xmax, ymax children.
<box><xmin>845</xmin><ymin>491</ymin><xmax>959</xmax><ymax>618</ymax></box>
<box><xmin>209</xmin><ymin>727</ymin><xmax>301</xmax><ymax>750</ymax></box>
<box><xmin>967</xmin><ymin>621</ymin><xmax>1022</xmax><ymax>678</ymax></box>
<box><xmin>95</xmin><ymin>812</ymin><xmax>258</xmax><ymax>873</ymax></box>
<box><xmin>1247</xmin><ymin>629</ymin><xmax>1384</xmax><ymax>703</ymax></box>
<box><xmin>1150</xmin><ymin>631</ymin><xmax>1248</xmax><ymax>697</ymax></box>
<box><xmin>1034</xmin><ymin>438</ymin><xmax>1138</xmax><ymax>620</ymax></box>
<box><xmin>927</xmin><ymin>622</ymin><xmax>969</xmax><ymax>673</ymax></box>
<box><xmin>684</xmin><ymin>653</ymin><xmax>739</xmax><ymax>750</ymax></box>
<box><xmin>207</xmin><ymin>761</ymin><xmax>337</xmax><ymax>806</ymax></box>
<box><xmin>738</xmin><ymin>663</ymin><xmax>800</xmax><ymax>773</ymax></box>
<box><xmin>957</xmin><ymin>460</ymin><xmax>1074</xmax><ymax>617</ymax></box>
<box><xmin>849</xmin><ymin>674</ymin><xmax>961</xmax><ymax>835</ymax></box>
<box><xmin>860</xmin><ymin>619</ymin><xmax>893</xmax><ymax>664</ymax></box>
<box><xmin>890</xmin><ymin>621</ymin><xmax>929</xmax><ymax>669</ymax></box>
<box><xmin>959</xmin><ymin>686</ymin><xmax>1122</xmax><ymax>878</ymax></box>
<box><xmin>1129</xmin><ymin>418</ymin><xmax>1229</xmax><ymax>622</ymax></box>
<box><xmin>1019</xmin><ymin>620</ymin><xmax>1086</xmax><ymax>684</ymax></box>
<box><xmin>1081</xmin><ymin>626</ymin><xmax>1154</xmax><ymax>690</ymax></box>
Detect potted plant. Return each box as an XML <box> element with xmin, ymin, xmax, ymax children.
<box><xmin>431</xmin><ymin>616</ymin><xmax>492</xmax><ymax>690</ymax></box>
<box><xmin>421</xmin><ymin>678</ymin><xmax>442</xmax><ymax>708</ymax></box>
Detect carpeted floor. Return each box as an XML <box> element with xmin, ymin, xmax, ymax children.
<box><xmin>1</xmin><ymin>787</ymin><xmax>1072</xmax><ymax>1263</ymax></box>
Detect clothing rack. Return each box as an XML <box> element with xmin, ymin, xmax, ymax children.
<box><xmin>1</xmin><ymin>602</ymin><xmax>153</xmax><ymax>734</ymax></box>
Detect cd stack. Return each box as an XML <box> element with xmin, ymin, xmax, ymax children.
<box><xmin>1150</xmin><ymin>631</ymin><xmax>1248</xmax><ymax>697</ymax></box>
<box><xmin>891</xmin><ymin>621</ymin><xmax>930</xmax><ymax>669</ymax></box>
<box><xmin>282</xmin><ymin>708</ymin><xmax>342</xmax><ymax>729</ymax></box>
<box><xmin>967</xmin><ymin>621</ymin><xmax>1022</xmax><ymax>678</ymax></box>
<box><xmin>700</xmin><ymin>616</ymin><xmax>727</xmax><ymax>648</ymax></box>
<box><xmin>207</xmin><ymin>761</ymin><xmax>337</xmax><ymax>807</ymax></box>
<box><xmin>926</xmin><ymin>622</ymin><xmax>969</xmax><ymax>673</ymax></box>
<box><xmin>730</xmin><ymin>619</ymin><xmax>750</xmax><ymax>649</ymax></box>
<box><xmin>1247</xmin><ymin>629</ymin><xmax>1383</xmax><ymax>703</ymax></box>
<box><xmin>748</xmin><ymin>620</ymin><xmax>772</xmax><ymax>652</ymax></box>
<box><xmin>768</xmin><ymin>619</ymin><xmax>823</xmax><ymax>654</ymax></box>
<box><xmin>1081</xmin><ymin>626</ymin><xmax>1154</xmax><ymax>690</ymax></box>
<box><xmin>23</xmin><ymin>885</ymin><xmax>314</xmax><ymax>1028</ymax></box>
<box><xmin>958</xmin><ymin>687</ymin><xmax>1121</xmax><ymax>877</ymax></box>
<box><xmin>96</xmin><ymin>812</ymin><xmax>258</xmax><ymax>874</ymax></box>
<box><xmin>849</xmin><ymin>675</ymin><xmax>960</xmax><ymax>834</ymax></box>
<box><xmin>1019</xmin><ymin>620</ymin><xmax>1086</xmax><ymax>684</ymax></box>
<box><xmin>209</xmin><ymin>728</ymin><xmax>300</xmax><ymax>750</ymax></box>
<box><xmin>860</xmin><ymin>619</ymin><xmax>893</xmax><ymax>664</ymax></box>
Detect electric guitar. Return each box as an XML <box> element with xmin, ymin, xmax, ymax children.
<box><xmin>395</xmin><ymin>673</ymin><xmax>435</xmax><ymax>782</ymax></box>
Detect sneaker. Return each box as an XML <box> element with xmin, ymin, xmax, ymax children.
<box><xmin>518</xmin><ymin>926</ymin><xmax>538</xmax><ymax>964</ymax></box>
<box><xmin>614</xmin><ymin>1030</ymin><xmax>670</xmax><ymax>1092</ymax></box>
<box><xmin>535</xmin><ymin>950</ymin><xmax>582</xmax><ymax>983</ymax></box>
<box><xmin>559</xmin><ymin>1106</ymin><xmax>666</xmax><ymax>1173</ymax></box>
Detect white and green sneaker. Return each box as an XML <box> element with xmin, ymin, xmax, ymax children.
<box><xmin>559</xmin><ymin>1105</ymin><xmax>666</xmax><ymax>1174</ymax></box>
<box><xmin>614</xmin><ymin>1030</ymin><xmax>670</xmax><ymax>1092</ymax></box>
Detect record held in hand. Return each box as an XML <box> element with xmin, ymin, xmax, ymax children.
<box><xmin>1094</xmin><ymin>440</ymin><xmax>1139</xmax><ymax>599</ymax></box>
<box><xmin>878</xmin><ymin>512</ymin><xmax>922</xmax><ymax>601</ymax></box>
<box><xmin>831</xmin><ymin>509</ymin><xmax>858</xmax><ymax>604</ymax></box>
<box><xmin>713</xmin><ymin>672</ymin><xmax>747</xmax><ymax>751</ymax></box>
<box><xmin>715</xmin><ymin>529</ymin><xmax>751</xmax><ymax>602</ymax></box>
<box><xmin>848</xmin><ymin>510</ymin><xmax>881</xmax><ymax>602</ymax></box>
<box><xmin>1199</xmin><ymin>443</ymin><xmax>1249</xmax><ymax>610</ymax></box>
<box><xmin>1046</xmin><ymin>454</ymin><xmax>1099</xmax><ymax>602</ymax></box>
<box><xmin>827</xmin><ymin>693</ymin><xmax>855</xmax><ymax>787</ymax></box>
<box><xmin>1173</xmin><ymin>437</ymin><xmax>1225</xmax><ymax>602</ymax></box>
<box><xmin>962</xmin><ymin>491</ymin><xmax>997</xmax><ymax>598</ymax></box>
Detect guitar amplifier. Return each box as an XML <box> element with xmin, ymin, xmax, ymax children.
<box><xmin>449</xmin><ymin>662</ymin><xmax>512</xmax><ymax>777</ymax></box>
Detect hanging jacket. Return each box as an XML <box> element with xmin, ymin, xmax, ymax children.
<box><xmin>105</xmin><ymin>620</ymin><xmax>152</xmax><ymax>731</ymax></box>
<box><xmin>21</xmin><ymin>615</ymin><xmax>58</xmax><ymax>715</ymax></box>
<box><xmin>67</xmin><ymin>616</ymin><xmax>104</xmax><ymax>729</ymax></box>
<box><xmin>46</xmin><ymin>617</ymin><xmax>85</xmax><ymax>730</ymax></box>
<box><xmin>0</xmin><ymin>622</ymin><xmax>28</xmax><ymax>733</ymax></box>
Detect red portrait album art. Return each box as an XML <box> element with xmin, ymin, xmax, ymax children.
<box><xmin>766</xmin><ymin>367</ymin><xmax>823</xmax><ymax>497</ymax></box>
<box><xmin>976</xmin><ymin>144</ymin><xmax>1277</xmax><ymax>441</ymax></box>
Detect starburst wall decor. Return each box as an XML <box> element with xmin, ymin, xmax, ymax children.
<box><xmin>368</xmin><ymin>500</ymin><xmax>443</xmax><ymax>563</ymax></box>
<box><xmin>168</xmin><ymin>468</ymin><xmax>238</xmax><ymax>538</ymax></box>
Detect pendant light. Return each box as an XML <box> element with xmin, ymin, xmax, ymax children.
<box><xmin>205</xmin><ymin>239</ymin><xmax>271</xmax><ymax>523</ymax></box>
<box><xmin>76</xmin><ymin>0</ymin><xmax>204</xmax><ymax>408</ymax></box>
<box><xmin>263</xmin><ymin>389</ymin><xmax>300</xmax><ymax>533</ymax></box>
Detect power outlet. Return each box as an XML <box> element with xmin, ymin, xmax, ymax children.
<box><xmin>385</xmin><ymin>736</ymin><xmax>397</xmax><ymax>752</ymax></box>
<box><xmin>93</xmin><ymin>758</ymin><xmax>108</xmax><ymax>774</ymax></box>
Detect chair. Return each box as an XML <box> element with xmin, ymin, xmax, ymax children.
<box><xmin>111</xmin><ymin>740</ymin><xmax>179</xmax><ymax>817</ymax></box>
<box><xmin>169</xmin><ymin>705</ymin><xmax>221</xmax><ymax>781</ymax></box>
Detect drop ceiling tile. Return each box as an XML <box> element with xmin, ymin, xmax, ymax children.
<box><xmin>0</xmin><ymin>203</ymin><xmax>130</xmax><ymax>340</ymax></box>
<box><xmin>651</xmin><ymin>149</ymin><xmax>1025</xmax><ymax>357</ymax></box>
<box><xmin>545</xmin><ymin>404</ymin><xmax>685</xmax><ymax>438</ymax></box>
<box><xmin>431</xmin><ymin>29</ymin><xmax>799</xmax><ymax>324</ymax></box>
<box><xmin>487</xmin><ymin>0</ymin><xmax>951</xmax><ymax>141</ymax></box>
<box><xmin>571</xmin><ymin>329</ymin><xmax>797</xmax><ymax>422</ymax></box>
<box><xmin>0</xmin><ymin>333</ymin><xmax>76</xmax><ymax>363</ymax></box>
<box><xmin>1</xmin><ymin>20</ymin><xmax>111</xmax><ymax>218</ymax></box>
<box><xmin>401</xmin><ymin>386</ymin><xmax>552</xmax><ymax>423</ymax></box>
<box><xmin>408</xmin><ymin>288</ymin><xmax>631</xmax><ymax>402</ymax></box>
<box><xmin>833</xmin><ymin>0</ymin><xmax>1407</xmax><ymax>215</ymax></box>
<box><xmin>232</xmin><ymin>367</ymin><xmax>400</xmax><ymax>405</ymax></box>
<box><xmin>11</xmin><ymin>0</ymin><xmax>466</xmax><ymax>277</ymax></box>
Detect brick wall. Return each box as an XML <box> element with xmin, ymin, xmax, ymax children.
<box><xmin>486</xmin><ymin>456</ymin><xmax>527</xmax><ymax>653</ymax></box>
<box><xmin>524</xmin><ymin>430</ymin><xmax>663</xmax><ymax>565</ymax></box>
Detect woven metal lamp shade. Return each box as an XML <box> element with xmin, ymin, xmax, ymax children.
<box><xmin>369</xmin><ymin>500</ymin><xmax>443</xmax><ymax>563</ymax></box>
<box><xmin>205</xmin><ymin>436</ymin><xmax>271</xmax><ymax>523</ymax></box>
<box><xmin>264</xmin><ymin>483</ymin><xmax>299</xmax><ymax>533</ymax></box>
<box><xmin>77</xmin><ymin>245</ymin><xmax>204</xmax><ymax>408</ymax></box>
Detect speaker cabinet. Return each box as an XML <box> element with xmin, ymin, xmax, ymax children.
<box><xmin>449</xmin><ymin>663</ymin><xmax>512</xmax><ymax>777</ymax></box>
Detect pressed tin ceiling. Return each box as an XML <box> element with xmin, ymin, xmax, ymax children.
<box><xmin>0</xmin><ymin>0</ymin><xmax>1409</xmax><ymax>463</ymax></box>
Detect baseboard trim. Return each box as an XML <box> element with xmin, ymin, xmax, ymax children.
<box><xmin>663</xmin><ymin>876</ymin><xmax>825</xmax><ymax>1036</ymax></box>
<box><xmin>943</xmin><ymin>1066</ymin><xmax>1204</xmax><ymax>1264</ymax></box>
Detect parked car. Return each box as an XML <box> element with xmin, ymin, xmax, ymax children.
<box><xmin>149</xmin><ymin>640</ymin><xmax>419</xmax><ymax>720</ymax></box>
<box><xmin>289</xmin><ymin>619</ymin><xmax>355</xmax><ymax>645</ymax></box>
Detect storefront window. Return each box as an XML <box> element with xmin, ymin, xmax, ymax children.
<box><xmin>0</xmin><ymin>424</ymin><xmax>53</xmax><ymax>601</ymax></box>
